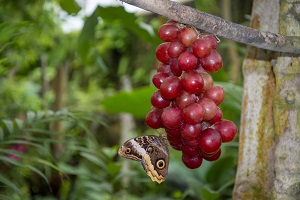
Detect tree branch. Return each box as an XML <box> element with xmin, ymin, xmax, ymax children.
<box><xmin>122</xmin><ymin>0</ymin><xmax>300</xmax><ymax>54</ymax></box>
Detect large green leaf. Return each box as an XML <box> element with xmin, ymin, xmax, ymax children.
<box><xmin>78</xmin><ymin>6</ymin><xmax>155</xmax><ymax>61</ymax></box>
<box><xmin>206</xmin><ymin>156</ymin><xmax>235</xmax><ymax>187</ymax></box>
<box><xmin>96</xmin><ymin>6</ymin><xmax>153</xmax><ymax>43</ymax></box>
<box><xmin>215</xmin><ymin>81</ymin><xmax>242</xmax><ymax>122</ymax></box>
<box><xmin>78</xmin><ymin>8</ymin><xmax>99</xmax><ymax>62</ymax></box>
<box><xmin>59</xmin><ymin>0</ymin><xmax>81</xmax><ymax>14</ymax></box>
<box><xmin>215</xmin><ymin>82</ymin><xmax>242</xmax><ymax>109</ymax></box>
<box><xmin>200</xmin><ymin>187</ymin><xmax>220</xmax><ymax>200</ymax></box>
<box><xmin>101</xmin><ymin>86</ymin><xmax>156</xmax><ymax>118</ymax></box>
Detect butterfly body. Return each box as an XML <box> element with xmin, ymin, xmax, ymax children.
<box><xmin>118</xmin><ymin>135</ymin><xmax>169</xmax><ymax>184</ymax></box>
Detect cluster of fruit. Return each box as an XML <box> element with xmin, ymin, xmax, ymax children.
<box><xmin>145</xmin><ymin>20</ymin><xmax>237</xmax><ymax>169</ymax></box>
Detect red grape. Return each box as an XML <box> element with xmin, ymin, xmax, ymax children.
<box><xmin>165</xmin><ymin>128</ymin><xmax>181</xmax><ymax>137</ymax></box>
<box><xmin>145</xmin><ymin>108</ymin><xmax>164</xmax><ymax>129</ymax></box>
<box><xmin>192</xmin><ymin>38</ymin><xmax>212</xmax><ymax>58</ymax></box>
<box><xmin>160</xmin><ymin>76</ymin><xmax>182</xmax><ymax>99</ymax></box>
<box><xmin>166</xmin><ymin>19</ymin><xmax>179</xmax><ymax>25</ymax></box>
<box><xmin>181</xmin><ymin>70</ymin><xmax>204</xmax><ymax>94</ymax></box>
<box><xmin>156</xmin><ymin>43</ymin><xmax>171</xmax><ymax>64</ymax></box>
<box><xmin>181</xmin><ymin>137</ymin><xmax>199</xmax><ymax>148</ymax></box>
<box><xmin>182</xmin><ymin>153</ymin><xmax>203</xmax><ymax>169</ymax></box>
<box><xmin>204</xmin><ymin>86</ymin><xmax>224</xmax><ymax>105</ymax></box>
<box><xmin>178</xmin><ymin>51</ymin><xmax>198</xmax><ymax>71</ymax></box>
<box><xmin>161</xmin><ymin>107</ymin><xmax>183</xmax><ymax>129</ymax></box>
<box><xmin>198</xmin><ymin>128</ymin><xmax>222</xmax><ymax>154</ymax></box>
<box><xmin>152</xmin><ymin>72</ymin><xmax>170</xmax><ymax>88</ymax></box>
<box><xmin>176</xmin><ymin>90</ymin><xmax>197</xmax><ymax>109</ymax></box>
<box><xmin>183</xmin><ymin>103</ymin><xmax>204</xmax><ymax>124</ymax></box>
<box><xmin>169</xmin><ymin>58</ymin><xmax>182</xmax><ymax>76</ymax></box>
<box><xmin>207</xmin><ymin>107</ymin><xmax>223</xmax><ymax>125</ymax></box>
<box><xmin>199</xmin><ymin>72</ymin><xmax>213</xmax><ymax>91</ymax></box>
<box><xmin>181</xmin><ymin>123</ymin><xmax>202</xmax><ymax>140</ymax></box>
<box><xmin>168</xmin><ymin>41</ymin><xmax>186</xmax><ymax>58</ymax></box>
<box><xmin>198</xmin><ymin>98</ymin><xmax>217</xmax><ymax>121</ymax></box>
<box><xmin>146</xmin><ymin>21</ymin><xmax>237</xmax><ymax>170</ymax></box>
<box><xmin>199</xmin><ymin>50</ymin><xmax>222</xmax><ymax>72</ymax></box>
<box><xmin>167</xmin><ymin>133</ymin><xmax>182</xmax><ymax>144</ymax></box>
<box><xmin>181</xmin><ymin>145</ymin><xmax>200</xmax><ymax>158</ymax></box>
<box><xmin>201</xmin><ymin>148</ymin><xmax>221</xmax><ymax>161</ymax></box>
<box><xmin>179</xmin><ymin>27</ymin><xmax>198</xmax><ymax>47</ymax></box>
<box><xmin>157</xmin><ymin>63</ymin><xmax>172</xmax><ymax>75</ymax></box>
<box><xmin>158</xmin><ymin>24</ymin><xmax>179</xmax><ymax>42</ymax></box>
<box><xmin>213</xmin><ymin>120</ymin><xmax>238</xmax><ymax>142</ymax></box>
<box><xmin>203</xmin><ymin>35</ymin><xmax>218</xmax><ymax>49</ymax></box>
<box><xmin>151</xmin><ymin>90</ymin><xmax>171</xmax><ymax>109</ymax></box>
<box><xmin>167</xmin><ymin>131</ymin><xmax>182</xmax><ymax>151</ymax></box>
<box><xmin>170</xmin><ymin>142</ymin><xmax>182</xmax><ymax>151</ymax></box>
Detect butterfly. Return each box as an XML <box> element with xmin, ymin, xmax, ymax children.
<box><xmin>118</xmin><ymin>135</ymin><xmax>169</xmax><ymax>184</ymax></box>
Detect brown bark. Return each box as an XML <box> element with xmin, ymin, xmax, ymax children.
<box><xmin>52</xmin><ymin>63</ymin><xmax>69</xmax><ymax>157</ymax></box>
<box><xmin>233</xmin><ymin>0</ymin><xmax>278</xmax><ymax>199</ymax></box>
<box><xmin>40</xmin><ymin>55</ymin><xmax>48</xmax><ymax>100</ymax></box>
<box><xmin>272</xmin><ymin>1</ymin><xmax>300</xmax><ymax>199</ymax></box>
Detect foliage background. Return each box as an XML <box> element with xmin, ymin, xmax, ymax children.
<box><xmin>0</xmin><ymin>0</ymin><xmax>251</xmax><ymax>199</ymax></box>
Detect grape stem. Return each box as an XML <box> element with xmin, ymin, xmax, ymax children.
<box><xmin>121</xmin><ymin>0</ymin><xmax>300</xmax><ymax>54</ymax></box>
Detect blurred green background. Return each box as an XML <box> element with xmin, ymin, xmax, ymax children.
<box><xmin>0</xmin><ymin>0</ymin><xmax>251</xmax><ymax>199</ymax></box>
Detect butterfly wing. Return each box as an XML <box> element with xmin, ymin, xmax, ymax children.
<box><xmin>118</xmin><ymin>135</ymin><xmax>169</xmax><ymax>184</ymax></box>
<box><xmin>141</xmin><ymin>136</ymin><xmax>169</xmax><ymax>184</ymax></box>
<box><xmin>118</xmin><ymin>137</ymin><xmax>144</xmax><ymax>161</ymax></box>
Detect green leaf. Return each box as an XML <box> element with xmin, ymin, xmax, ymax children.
<box><xmin>0</xmin><ymin>119</ymin><xmax>14</xmax><ymax>135</ymax></box>
<box><xmin>101</xmin><ymin>86</ymin><xmax>156</xmax><ymax>118</ymax></box>
<box><xmin>107</xmin><ymin>162</ymin><xmax>121</xmax><ymax>177</ymax></box>
<box><xmin>13</xmin><ymin>119</ymin><xmax>23</xmax><ymax>130</ymax></box>
<box><xmin>25</xmin><ymin>165</ymin><xmax>49</xmax><ymax>184</ymax></box>
<box><xmin>0</xmin><ymin>156</ymin><xmax>48</xmax><ymax>184</ymax></box>
<box><xmin>215</xmin><ymin>81</ymin><xmax>242</xmax><ymax>122</ymax></box>
<box><xmin>193</xmin><ymin>0</ymin><xmax>218</xmax><ymax>13</ymax></box>
<box><xmin>26</xmin><ymin>111</ymin><xmax>36</xmax><ymax>125</ymax></box>
<box><xmin>37</xmin><ymin>159</ymin><xmax>61</xmax><ymax>172</ymax></box>
<box><xmin>59</xmin><ymin>0</ymin><xmax>81</xmax><ymax>14</ymax></box>
<box><xmin>0</xmin><ymin>127</ymin><xmax>3</xmax><ymax>141</ymax></box>
<box><xmin>215</xmin><ymin>82</ymin><xmax>242</xmax><ymax>106</ymax></box>
<box><xmin>206</xmin><ymin>156</ymin><xmax>235</xmax><ymax>187</ymax></box>
<box><xmin>0</xmin><ymin>173</ymin><xmax>20</xmax><ymax>195</ymax></box>
<box><xmin>200</xmin><ymin>187</ymin><xmax>220</xmax><ymax>200</ymax></box>
<box><xmin>1</xmin><ymin>140</ymin><xmax>48</xmax><ymax>155</ymax></box>
<box><xmin>96</xmin><ymin>6</ymin><xmax>153</xmax><ymax>43</ymax></box>
<box><xmin>102</xmin><ymin>146</ymin><xmax>118</xmax><ymax>159</ymax></box>
<box><xmin>80</xmin><ymin>152</ymin><xmax>106</xmax><ymax>169</ymax></box>
<box><xmin>78</xmin><ymin>8</ymin><xmax>99</xmax><ymax>62</ymax></box>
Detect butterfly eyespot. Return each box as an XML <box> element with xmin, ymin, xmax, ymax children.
<box><xmin>125</xmin><ymin>148</ymin><xmax>131</xmax><ymax>154</ymax></box>
<box><xmin>147</xmin><ymin>146</ymin><xmax>154</xmax><ymax>154</ymax></box>
<box><xmin>156</xmin><ymin>159</ymin><xmax>166</xmax><ymax>169</ymax></box>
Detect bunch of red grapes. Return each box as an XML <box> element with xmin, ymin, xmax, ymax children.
<box><xmin>145</xmin><ymin>20</ymin><xmax>238</xmax><ymax>169</ymax></box>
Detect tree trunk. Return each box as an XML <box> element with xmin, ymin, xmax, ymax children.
<box><xmin>234</xmin><ymin>0</ymin><xmax>300</xmax><ymax>199</ymax></box>
<box><xmin>272</xmin><ymin>1</ymin><xmax>300</xmax><ymax>199</ymax></box>
<box><xmin>233</xmin><ymin>0</ymin><xmax>278</xmax><ymax>199</ymax></box>
<box><xmin>119</xmin><ymin>74</ymin><xmax>136</xmax><ymax>187</ymax></box>
<box><xmin>40</xmin><ymin>54</ymin><xmax>48</xmax><ymax>106</ymax></box>
<box><xmin>52</xmin><ymin>63</ymin><xmax>69</xmax><ymax>157</ymax></box>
